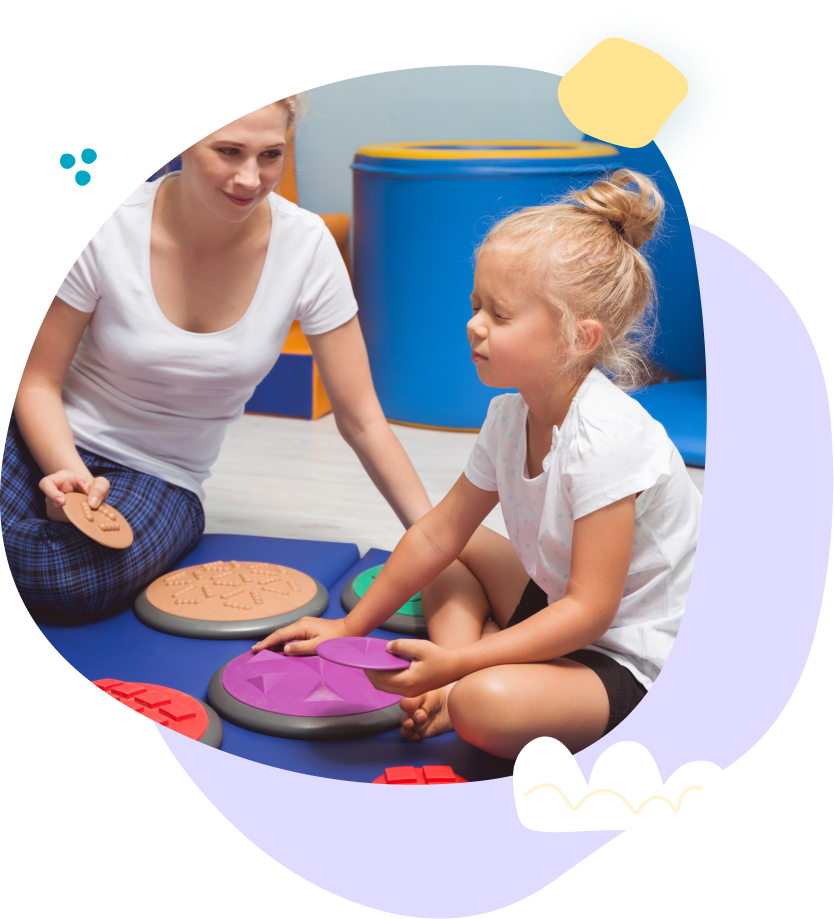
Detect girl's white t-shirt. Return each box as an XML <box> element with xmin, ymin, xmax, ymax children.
<box><xmin>56</xmin><ymin>176</ymin><xmax>358</xmax><ymax>501</ymax></box>
<box><xmin>464</xmin><ymin>368</ymin><xmax>701</xmax><ymax>689</ymax></box>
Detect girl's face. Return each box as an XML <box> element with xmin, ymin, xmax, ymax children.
<box><xmin>179</xmin><ymin>103</ymin><xmax>289</xmax><ymax>223</ymax></box>
<box><xmin>467</xmin><ymin>245</ymin><xmax>565</xmax><ymax>392</ymax></box>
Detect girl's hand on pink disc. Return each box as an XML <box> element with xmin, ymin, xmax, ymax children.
<box><xmin>39</xmin><ymin>471</ymin><xmax>111</xmax><ymax>523</ymax></box>
<box><xmin>251</xmin><ymin>616</ymin><xmax>350</xmax><ymax>656</ymax></box>
<box><xmin>364</xmin><ymin>639</ymin><xmax>459</xmax><ymax>697</ymax></box>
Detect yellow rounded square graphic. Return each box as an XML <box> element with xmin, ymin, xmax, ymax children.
<box><xmin>558</xmin><ymin>38</ymin><xmax>688</xmax><ymax>148</ymax></box>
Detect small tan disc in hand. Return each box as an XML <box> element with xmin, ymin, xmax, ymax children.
<box><xmin>145</xmin><ymin>561</ymin><xmax>319</xmax><ymax>621</ymax></box>
<box><xmin>62</xmin><ymin>492</ymin><xmax>135</xmax><ymax>549</ymax></box>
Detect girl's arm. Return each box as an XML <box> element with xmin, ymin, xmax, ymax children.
<box><xmin>306</xmin><ymin>315</ymin><xmax>433</xmax><ymax>530</ymax></box>
<box><xmin>252</xmin><ymin>473</ymin><xmax>499</xmax><ymax>654</ymax></box>
<box><xmin>367</xmin><ymin>493</ymin><xmax>637</xmax><ymax>698</ymax></box>
<box><xmin>14</xmin><ymin>297</ymin><xmax>111</xmax><ymax>521</ymax></box>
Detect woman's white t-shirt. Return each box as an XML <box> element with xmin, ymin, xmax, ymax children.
<box><xmin>464</xmin><ymin>368</ymin><xmax>701</xmax><ymax>689</ymax></box>
<box><xmin>57</xmin><ymin>176</ymin><xmax>358</xmax><ymax>501</ymax></box>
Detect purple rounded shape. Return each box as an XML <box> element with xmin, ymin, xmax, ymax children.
<box><xmin>222</xmin><ymin>650</ymin><xmax>402</xmax><ymax>716</ymax></box>
<box><xmin>317</xmin><ymin>637</ymin><xmax>411</xmax><ymax>670</ymax></box>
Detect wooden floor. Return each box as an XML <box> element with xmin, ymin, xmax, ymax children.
<box><xmin>203</xmin><ymin>413</ymin><xmax>705</xmax><ymax>556</ymax></box>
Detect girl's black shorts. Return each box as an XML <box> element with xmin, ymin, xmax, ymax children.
<box><xmin>507</xmin><ymin>579</ymin><xmax>648</xmax><ymax>735</ymax></box>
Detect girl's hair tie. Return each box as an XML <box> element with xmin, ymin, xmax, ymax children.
<box><xmin>608</xmin><ymin>218</ymin><xmax>625</xmax><ymax>237</ymax></box>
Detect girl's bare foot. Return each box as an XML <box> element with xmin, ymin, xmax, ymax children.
<box><xmin>399</xmin><ymin>683</ymin><xmax>456</xmax><ymax>741</ymax></box>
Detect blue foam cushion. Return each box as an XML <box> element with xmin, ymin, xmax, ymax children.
<box><xmin>245</xmin><ymin>353</ymin><xmax>315</xmax><ymax>419</ymax></box>
<box><xmin>38</xmin><ymin>534</ymin><xmax>513</xmax><ymax>783</ymax></box>
<box><xmin>630</xmin><ymin>379</ymin><xmax>707</xmax><ymax>467</ymax></box>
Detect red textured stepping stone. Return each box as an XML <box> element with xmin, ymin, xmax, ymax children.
<box><xmin>373</xmin><ymin>765</ymin><xmax>468</xmax><ymax>785</ymax></box>
<box><xmin>110</xmin><ymin>682</ymin><xmax>147</xmax><ymax>699</ymax></box>
<box><xmin>134</xmin><ymin>689</ymin><xmax>171</xmax><ymax>709</ymax></box>
<box><xmin>93</xmin><ymin>679</ymin><xmax>209</xmax><ymax>742</ymax></box>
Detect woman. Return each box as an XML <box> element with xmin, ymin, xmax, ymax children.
<box><xmin>3</xmin><ymin>97</ymin><xmax>431</xmax><ymax>618</ymax></box>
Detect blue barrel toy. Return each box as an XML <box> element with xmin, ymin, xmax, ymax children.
<box><xmin>352</xmin><ymin>140</ymin><xmax>621</xmax><ymax>430</ymax></box>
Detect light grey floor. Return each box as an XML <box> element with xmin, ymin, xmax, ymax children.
<box><xmin>203</xmin><ymin>413</ymin><xmax>705</xmax><ymax>556</ymax></box>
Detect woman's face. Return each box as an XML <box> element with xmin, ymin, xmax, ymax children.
<box><xmin>180</xmin><ymin>103</ymin><xmax>290</xmax><ymax>223</ymax></box>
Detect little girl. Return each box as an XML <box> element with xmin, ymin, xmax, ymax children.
<box><xmin>254</xmin><ymin>169</ymin><xmax>701</xmax><ymax>760</ymax></box>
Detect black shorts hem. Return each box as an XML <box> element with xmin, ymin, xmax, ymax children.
<box><xmin>507</xmin><ymin>579</ymin><xmax>648</xmax><ymax>734</ymax></box>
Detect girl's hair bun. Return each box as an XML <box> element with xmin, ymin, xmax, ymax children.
<box><xmin>572</xmin><ymin>169</ymin><xmax>664</xmax><ymax>249</ymax></box>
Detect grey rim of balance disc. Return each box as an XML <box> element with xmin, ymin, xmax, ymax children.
<box><xmin>197</xmin><ymin>699</ymin><xmax>224</xmax><ymax>748</ymax></box>
<box><xmin>134</xmin><ymin>578</ymin><xmax>329</xmax><ymax>640</ymax></box>
<box><xmin>207</xmin><ymin>662</ymin><xmax>403</xmax><ymax>741</ymax></box>
<box><xmin>340</xmin><ymin>572</ymin><xmax>428</xmax><ymax>638</ymax></box>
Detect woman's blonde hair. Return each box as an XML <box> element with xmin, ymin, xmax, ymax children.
<box><xmin>478</xmin><ymin>169</ymin><xmax>664</xmax><ymax>390</ymax></box>
<box><xmin>276</xmin><ymin>93</ymin><xmax>307</xmax><ymax>128</ymax></box>
<box><xmin>165</xmin><ymin>93</ymin><xmax>307</xmax><ymax>175</ymax></box>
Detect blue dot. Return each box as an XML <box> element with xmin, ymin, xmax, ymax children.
<box><xmin>81</xmin><ymin>148</ymin><xmax>97</xmax><ymax>164</ymax></box>
<box><xmin>60</xmin><ymin>153</ymin><xmax>75</xmax><ymax>169</ymax></box>
<box><xmin>75</xmin><ymin>171</ymin><xmax>91</xmax><ymax>186</ymax></box>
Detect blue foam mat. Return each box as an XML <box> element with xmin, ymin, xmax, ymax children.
<box><xmin>631</xmin><ymin>379</ymin><xmax>707</xmax><ymax>467</ymax></box>
<box><xmin>37</xmin><ymin>534</ymin><xmax>514</xmax><ymax>783</ymax></box>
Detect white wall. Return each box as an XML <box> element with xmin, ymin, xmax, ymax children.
<box><xmin>294</xmin><ymin>65</ymin><xmax>581</xmax><ymax>219</ymax></box>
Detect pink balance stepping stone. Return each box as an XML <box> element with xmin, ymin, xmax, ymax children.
<box><xmin>316</xmin><ymin>637</ymin><xmax>411</xmax><ymax>671</ymax></box>
<box><xmin>221</xmin><ymin>650</ymin><xmax>401</xmax><ymax>716</ymax></box>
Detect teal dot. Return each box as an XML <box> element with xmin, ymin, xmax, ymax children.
<box><xmin>60</xmin><ymin>153</ymin><xmax>75</xmax><ymax>169</ymax></box>
<box><xmin>75</xmin><ymin>170</ymin><xmax>91</xmax><ymax>186</ymax></box>
<box><xmin>81</xmin><ymin>148</ymin><xmax>97</xmax><ymax>164</ymax></box>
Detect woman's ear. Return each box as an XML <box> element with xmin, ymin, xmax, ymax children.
<box><xmin>572</xmin><ymin>319</ymin><xmax>604</xmax><ymax>355</ymax></box>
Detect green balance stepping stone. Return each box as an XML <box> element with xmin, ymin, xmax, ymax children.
<box><xmin>341</xmin><ymin>564</ymin><xmax>428</xmax><ymax>637</ymax></box>
<box><xmin>352</xmin><ymin>565</ymin><xmax>423</xmax><ymax>617</ymax></box>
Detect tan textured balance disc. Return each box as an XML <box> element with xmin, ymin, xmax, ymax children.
<box><xmin>146</xmin><ymin>561</ymin><xmax>318</xmax><ymax>620</ymax></box>
<box><xmin>62</xmin><ymin>491</ymin><xmax>134</xmax><ymax>549</ymax></box>
<box><xmin>135</xmin><ymin>560</ymin><xmax>330</xmax><ymax>640</ymax></box>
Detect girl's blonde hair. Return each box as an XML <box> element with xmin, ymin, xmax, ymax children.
<box><xmin>479</xmin><ymin>169</ymin><xmax>664</xmax><ymax>390</ymax></box>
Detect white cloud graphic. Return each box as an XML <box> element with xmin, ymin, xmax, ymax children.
<box><xmin>514</xmin><ymin>737</ymin><xmax>722</xmax><ymax>832</ymax></box>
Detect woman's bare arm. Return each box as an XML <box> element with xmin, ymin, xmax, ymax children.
<box><xmin>307</xmin><ymin>315</ymin><xmax>433</xmax><ymax>529</ymax></box>
<box><xmin>14</xmin><ymin>297</ymin><xmax>110</xmax><ymax>518</ymax></box>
